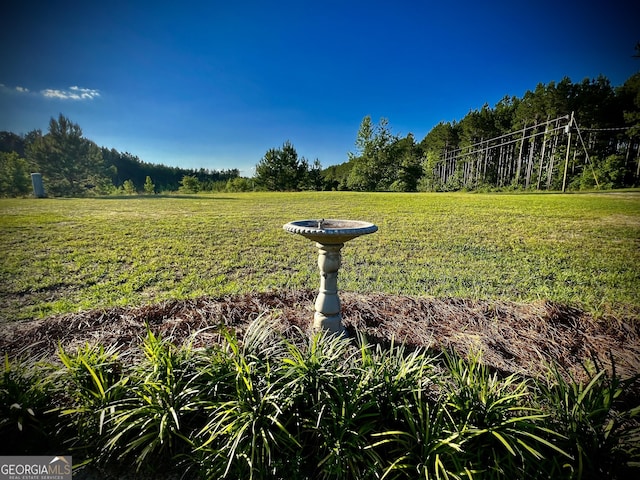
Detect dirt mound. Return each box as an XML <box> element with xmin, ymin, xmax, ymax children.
<box><xmin>1</xmin><ymin>290</ymin><xmax>639</xmax><ymax>381</ymax></box>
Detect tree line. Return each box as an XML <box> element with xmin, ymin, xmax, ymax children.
<box><xmin>0</xmin><ymin>115</ymin><xmax>239</xmax><ymax>197</ymax></box>
<box><xmin>2</xmin><ymin>72</ymin><xmax>639</xmax><ymax>197</ymax></box>
<box><xmin>323</xmin><ymin>73</ymin><xmax>640</xmax><ymax>192</ymax></box>
<box><xmin>253</xmin><ymin>72</ymin><xmax>639</xmax><ymax>192</ymax></box>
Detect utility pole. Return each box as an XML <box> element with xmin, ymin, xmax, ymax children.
<box><xmin>562</xmin><ymin>112</ymin><xmax>574</xmax><ymax>193</ymax></box>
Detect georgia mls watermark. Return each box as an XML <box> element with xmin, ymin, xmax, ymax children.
<box><xmin>0</xmin><ymin>456</ymin><xmax>72</xmax><ymax>480</ymax></box>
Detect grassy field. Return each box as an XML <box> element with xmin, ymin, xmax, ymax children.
<box><xmin>1</xmin><ymin>191</ymin><xmax>639</xmax><ymax>322</ymax></box>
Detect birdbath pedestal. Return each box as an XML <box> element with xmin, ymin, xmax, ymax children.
<box><xmin>283</xmin><ymin>219</ymin><xmax>378</xmax><ymax>335</ymax></box>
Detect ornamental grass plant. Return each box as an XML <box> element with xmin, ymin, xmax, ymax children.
<box><xmin>1</xmin><ymin>316</ymin><xmax>638</xmax><ymax>479</ymax></box>
<box><xmin>534</xmin><ymin>358</ymin><xmax>640</xmax><ymax>478</ymax></box>
<box><xmin>0</xmin><ymin>354</ymin><xmax>58</xmax><ymax>454</ymax></box>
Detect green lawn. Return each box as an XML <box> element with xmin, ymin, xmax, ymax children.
<box><xmin>1</xmin><ymin>191</ymin><xmax>639</xmax><ymax>322</ymax></box>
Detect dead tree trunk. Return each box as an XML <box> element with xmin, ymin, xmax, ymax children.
<box><xmin>515</xmin><ymin>123</ymin><xmax>527</xmax><ymax>185</ymax></box>
<box><xmin>547</xmin><ymin>119</ymin><xmax>562</xmax><ymax>190</ymax></box>
<box><xmin>537</xmin><ymin>118</ymin><xmax>550</xmax><ymax>190</ymax></box>
<box><xmin>498</xmin><ymin>141</ymin><xmax>505</xmax><ymax>186</ymax></box>
<box><xmin>507</xmin><ymin>143</ymin><xmax>516</xmax><ymax>185</ymax></box>
<box><xmin>483</xmin><ymin>140</ymin><xmax>489</xmax><ymax>183</ymax></box>
<box><xmin>525</xmin><ymin>128</ymin><xmax>536</xmax><ymax>189</ymax></box>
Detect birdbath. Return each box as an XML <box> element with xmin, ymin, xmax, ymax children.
<box><xmin>283</xmin><ymin>219</ymin><xmax>378</xmax><ymax>335</ymax></box>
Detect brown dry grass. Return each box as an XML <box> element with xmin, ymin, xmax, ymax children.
<box><xmin>1</xmin><ymin>290</ymin><xmax>638</xmax><ymax>384</ymax></box>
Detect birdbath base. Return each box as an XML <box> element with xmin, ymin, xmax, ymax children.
<box><xmin>313</xmin><ymin>242</ymin><xmax>344</xmax><ymax>334</ymax></box>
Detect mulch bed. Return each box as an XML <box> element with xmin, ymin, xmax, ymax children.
<box><xmin>1</xmin><ymin>289</ymin><xmax>639</xmax><ymax>383</ymax></box>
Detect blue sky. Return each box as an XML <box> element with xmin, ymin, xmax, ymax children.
<box><xmin>1</xmin><ymin>0</ymin><xmax>638</xmax><ymax>176</ymax></box>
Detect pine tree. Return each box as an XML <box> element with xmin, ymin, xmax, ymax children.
<box><xmin>144</xmin><ymin>176</ymin><xmax>155</xmax><ymax>194</ymax></box>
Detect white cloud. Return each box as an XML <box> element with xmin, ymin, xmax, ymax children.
<box><xmin>41</xmin><ymin>86</ymin><xmax>100</xmax><ymax>100</ymax></box>
<box><xmin>0</xmin><ymin>83</ymin><xmax>29</xmax><ymax>94</ymax></box>
<box><xmin>1</xmin><ymin>83</ymin><xmax>100</xmax><ymax>100</ymax></box>
<box><xmin>41</xmin><ymin>89</ymin><xmax>70</xmax><ymax>99</ymax></box>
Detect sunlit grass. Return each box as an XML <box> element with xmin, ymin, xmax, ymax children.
<box><xmin>1</xmin><ymin>191</ymin><xmax>639</xmax><ymax>321</ymax></box>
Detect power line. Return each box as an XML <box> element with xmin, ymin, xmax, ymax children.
<box><xmin>579</xmin><ymin>126</ymin><xmax>630</xmax><ymax>132</ymax></box>
<box><xmin>443</xmin><ymin>114</ymin><xmax>570</xmax><ymax>156</ymax></box>
<box><xmin>431</xmin><ymin>110</ymin><xmax>638</xmax><ymax>189</ymax></box>
<box><xmin>439</xmin><ymin>116</ymin><xmax>633</xmax><ymax>164</ymax></box>
<box><xmin>450</xmin><ymin>124</ymin><xmax>567</xmax><ymax>160</ymax></box>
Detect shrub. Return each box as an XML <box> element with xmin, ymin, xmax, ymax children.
<box><xmin>194</xmin><ymin>317</ymin><xmax>301</xmax><ymax>479</ymax></box>
<box><xmin>3</xmin><ymin>319</ymin><xmax>638</xmax><ymax>479</ymax></box>
<box><xmin>535</xmin><ymin>358</ymin><xmax>640</xmax><ymax>479</ymax></box>
<box><xmin>98</xmin><ymin>328</ymin><xmax>214</xmax><ymax>472</ymax></box>
<box><xmin>0</xmin><ymin>354</ymin><xmax>57</xmax><ymax>453</ymax></box>
<box><xmin>443</xmin><ymin>351</ymin><xmax>571</xmax><ymax>478</ymax></box>
<box><xmin>56</xmin><ymin>343</ymin><xmax>127</xmax><ymax>463</ymax></box>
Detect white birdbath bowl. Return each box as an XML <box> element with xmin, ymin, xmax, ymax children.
<box><xmin>283</xmin><ymin>219</ymin><xmax>378</xmax><ymax>335</ymax></box>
